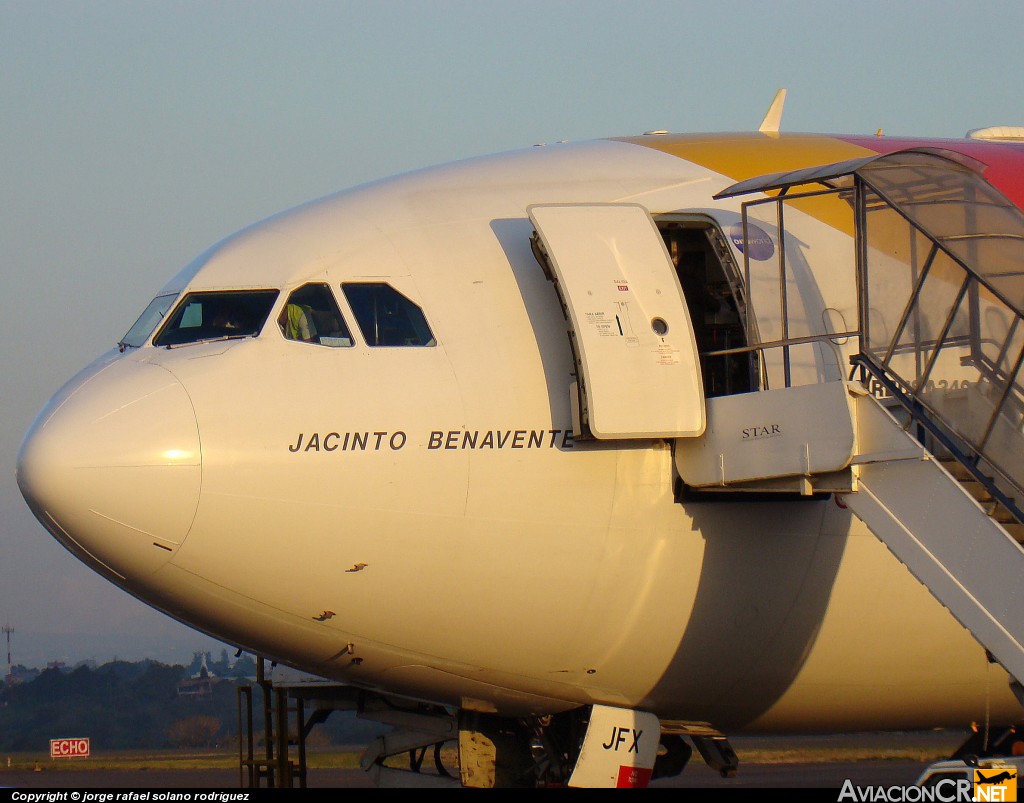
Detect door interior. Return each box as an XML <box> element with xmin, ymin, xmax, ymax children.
<box><xmin>528</xmin><ymin>203</ymin><xmax>706</xmax><ymax>440</ymax></box>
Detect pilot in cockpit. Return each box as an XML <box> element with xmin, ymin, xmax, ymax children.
<box><xmin>280</xmin><ymin>302</ymin><xmax>318</xmax><ymax>342</ymax></box>
<box><xmin>211</xmin><ymin>303</ymin><xmax>241</xmax><ymax>333</ymax></box>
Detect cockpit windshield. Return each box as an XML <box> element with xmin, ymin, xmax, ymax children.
<box><xmin>153</xmin><ymin>290</ymin><xmax>279</xmax><ymax>347</ymax></box>
<box><xmin>119</xmin><ymin>293</ymin><xmax>178</xmax><ymax>350</ymax></box>
<box><xmin>342</xmin><ymin>283</ymin><xmax>435</xmax><ymax>347</ymax></box>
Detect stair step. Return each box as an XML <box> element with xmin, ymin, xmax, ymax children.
<box><xmin>961</xmin><ymin>479</ymin><xmax>995</xmax><ymax>504</ymax></box>
<box><xmin>991</xmin><ymin>503</ymin><xmax>1018</xmax><ymax>524</ymax></box>
<box><xmin>936</xmin><ymin>459</ymin><xmax>1021</xmax><ymax>527</ymax></box>
<box><xmin>1000</xmin><ymin>522</ymin><xmax>1024</xmax><ymax>543</ymax></box>
<box><xmin>938</xmin><ymin>456</ymin><xmax>977</xmax><ymax>482</ymax></box>
<box><xmin>940</xmin><ymin>460</ymin><xmax>997</xmax><ymax>489</ymax></box>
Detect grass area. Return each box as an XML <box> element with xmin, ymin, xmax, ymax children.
<box><xmin>736</xmin><ymin>746</ymin><xmax>950</xmax><ymax>764</ymax></box>
<box><xmin>727</xmin><ymin>730</ymin><xmax>965</xmax><ymax>765</ymax></box>
<box><xmin>0</xmin><ymin>748</ymin><xmax>364</xmax><ymax>773</ymax></box>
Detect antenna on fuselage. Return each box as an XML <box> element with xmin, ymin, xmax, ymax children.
<box><xmin>759</xmin><ymin>88</ymin><xmax>787</xmax><ymax>134</ymax></box>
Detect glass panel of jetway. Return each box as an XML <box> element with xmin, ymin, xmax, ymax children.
<box><xmin>856</xmin><ymin>152</ymin><xmax>1024</xmax><ymax>508</ymax></box>
<box><xmin>714</xmin><ymin>156</ymin><xmax>873</xmax><ymax>392</ymax></box>
<box><xmin>528</xmin><ymin>203</ymin><xmax>705</xmax><ymax>439</ymax></box>
<box><xmin>716</xmin><ymin>148</ymin><xmax>1024</xmax><ymax>510</ymax></box>
<box><xmin>733</xmin><ymin>189</ymin><xmax>859</xmax><ymax>391</ymax></box>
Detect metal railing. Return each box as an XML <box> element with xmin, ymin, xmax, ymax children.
<box><xmin>725</xmin><ymin>160</ymin><xmax>1024</xmax><ymax>518</ymax></box>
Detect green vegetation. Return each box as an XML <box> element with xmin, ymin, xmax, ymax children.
<box><xmin>0</xmin><ymin>661</ymin><xmax>217</xmax><ymax>751</ymax></box>
<box><xmin>0</xmin><ymin>658</ymin><xmax>964</xmax><ymax>772</ymax></box>
<box><xmin>0</xmin><ymin>658</ymin><xmax>383</xmax><ymax>753</ymax></box>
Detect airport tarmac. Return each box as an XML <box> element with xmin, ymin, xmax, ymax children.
<box><xmin>0</xmin><ymin>759</ymin><xmax>931</xmax><ymax>789</ymax></box>
<box><xmin>1</xmin><ymin>757</ymin><xmax>941</xmax><ymax>790</ymax></box>
<box><xmin>0</xmin><ymin>731</ymin><xmax>963</xmax><ymax>789</ymax></box>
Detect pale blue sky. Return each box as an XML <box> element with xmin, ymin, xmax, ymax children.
<box><xmin>3</xmin><ymin>0</ymin><xmax>1023</xmax><ymax>668</ymax></box>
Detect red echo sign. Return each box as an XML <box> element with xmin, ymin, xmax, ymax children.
<box><xmin>50</xmin><ymin>738</ymin><xmax>90</xmax><ymax>758</ymax></box>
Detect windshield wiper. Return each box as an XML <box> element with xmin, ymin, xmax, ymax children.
<box><xmin>165</xmin><ymin>334</ymin><xmax>254</xmax><ymax>349</ymax></box>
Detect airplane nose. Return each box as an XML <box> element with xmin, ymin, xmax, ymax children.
<box><xmin>17</xmin><ymin>360</ymin><xmax>201</xmax><ymax>581</ymax></box>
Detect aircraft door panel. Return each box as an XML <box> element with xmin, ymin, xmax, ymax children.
<box><xmin>528</xmin><ymin>203</ymin><xmax>705</xmax><ymax>439</ymax></box>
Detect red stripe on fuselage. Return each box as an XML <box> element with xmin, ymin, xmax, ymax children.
<box><xmin>839</xmin><ymin>135</ymin><xmax>1024</xmax><ymax>211</ymax></box>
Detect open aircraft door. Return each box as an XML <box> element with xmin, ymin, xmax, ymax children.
<box><xmin>528</xmin><ymin>203</ymin><xmax>705</xmax><ymax>439</ymax></box>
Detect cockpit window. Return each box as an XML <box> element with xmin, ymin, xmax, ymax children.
<box><xmin>341</xmin><ymin>283</ymin><xmax>435</xmax><ymax>347</ymax></box>
<box><xmin>153</xmin><ymin>290</ymin><xmax>279</xmax><ymax>347</ymax></box>
<box><xmin>119</xmin><ymin>293</ymin><xmax>178</xmax><ymax>350</ymax></box>
<box><xmin>279</xmin><ymin>283</ymin><xmax>354</xmax><ymax>347</ymax></box>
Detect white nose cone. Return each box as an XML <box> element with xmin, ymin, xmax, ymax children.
<box><xmin>17</xmin><ymin>360</ymin><xmax>201</xmax><ymax>580</ymax></box>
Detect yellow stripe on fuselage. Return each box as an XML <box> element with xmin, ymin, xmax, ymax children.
<box><xmin>615</xmin><ymin>132</ymin><xmax>880</xmax><ymax>235</ymax></box>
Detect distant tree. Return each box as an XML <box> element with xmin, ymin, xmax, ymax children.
<box><xmin>227</xmin><ymin>654</ymin><xmax>257</xmax><ymax>679</ymax></box>
<box><xmin>167</xmin><ymin>715</ymin><xmax>222</xmax><ymax>748</ymax></box>
<box><xmin>0</xmin><ymin>656</ymin><xmax>383</xmax><ymax>752</ymax></box>
<box><xmin>185</xmin><ymin>651</ymin><xmax>214</xmax><ymax>678</ymax></box>
<box><xmin>185</xmin><ymin>651</ymin><xmax>204</xmax><ymax>677</ymax></box>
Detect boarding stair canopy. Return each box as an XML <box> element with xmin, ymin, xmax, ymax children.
<box><xmin>686</xmin><ymin>148</ymin><xmax>1024</xmax><ymax>689</ymax></box>
<box><xmin>716</xmin><ymin>148</ymin><xmax>1024</xmax><ymax>516</ymax></box>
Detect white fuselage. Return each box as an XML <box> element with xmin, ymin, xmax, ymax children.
<box><xmin>17</xmin><ymin>137</ymin><xmax>1018</xmax><ymax>733</ymax></box>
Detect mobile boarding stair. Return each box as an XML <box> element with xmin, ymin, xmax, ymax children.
<box><xmin>676</xmin><ymin>149</ymin><xmax>1024</xmax><ymax>693</ymax></box>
